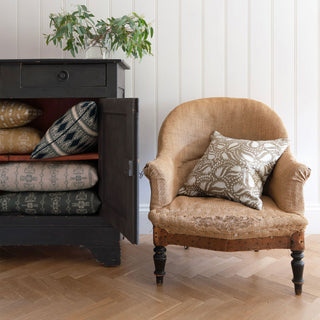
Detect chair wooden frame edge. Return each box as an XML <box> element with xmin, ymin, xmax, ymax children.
<box><xmin>153</xmin><ymin>226</ymin><xmax>305</xmax><ymax>295</ymax></box>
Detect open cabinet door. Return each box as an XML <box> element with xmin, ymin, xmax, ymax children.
<box><xmin>98</xmin><ymin>98</ymin><xmax>138</xmax><ymax>244</ymax></box>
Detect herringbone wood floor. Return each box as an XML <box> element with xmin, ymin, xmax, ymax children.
<box><xmin>0</xmin><ymin>235</ymin><xmax>320</xmax><ymax>320</ymax></box>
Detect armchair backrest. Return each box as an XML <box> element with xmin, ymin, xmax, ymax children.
<box><xmin>157</xmin><ymin>98</ymin><xmax>288</xmax><ymax>188</ymax></box>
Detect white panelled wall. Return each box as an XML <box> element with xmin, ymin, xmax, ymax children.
<box><xmin>0</xmin><ymin>0</ymin><xmax>319</xmax><ymax>233</ymax></box>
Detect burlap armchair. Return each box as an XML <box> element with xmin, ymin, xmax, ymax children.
<box><xmin>144</xmin><ymin>98</ymin><xmax>310</xmax><ymax>295</ymax></box>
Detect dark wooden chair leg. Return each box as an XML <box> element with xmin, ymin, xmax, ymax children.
<box><xmin>291</xmin><ymin>250</ymin><xmax>304</xmax><ymax>295</ymax></box>
<box><xmin>153</xmin><ymin>246</ymin><xmax>166</xmax><ymax>285</ymax></box>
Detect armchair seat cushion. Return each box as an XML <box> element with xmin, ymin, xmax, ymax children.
<box><xmin>148</xmin><ymin>195</ymin><xmax>307</xmax><ymax>240</ymax></box>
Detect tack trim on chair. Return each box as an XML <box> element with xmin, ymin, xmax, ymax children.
<box><xmin>154</xmin><ymin>226</ymin><xmax>305</xmax><ymax>252</ymax></box>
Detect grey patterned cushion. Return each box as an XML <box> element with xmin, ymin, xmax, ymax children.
<box><xmin>0</xmin><ymin>162</ymin><xmax>98</xmax><ymax>192</ymax></box>
<box><xmin>0</xmin><ymin>190</ymin><xmax>101</xmax><ymax>215</ymax></box>
<box><xmin>31</xmin><ymin>101</ymin><xmax>98</xmax><ymax>159</ymax></box>
<box><xmin>178</xmin><ymin>131</ymin><xmax>289</xmax><ymax>210</ymax></box>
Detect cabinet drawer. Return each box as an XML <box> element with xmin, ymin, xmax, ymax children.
<box><xmin>21</xmin><ymin>64</ymin><xmax>106</xmax><ymax>88</ymax></box>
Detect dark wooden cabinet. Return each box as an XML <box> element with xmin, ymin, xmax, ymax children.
<box><xmin>0</xmin><ymin>59</ymin><xmax>138</xmax><ymax>266</ymax></box>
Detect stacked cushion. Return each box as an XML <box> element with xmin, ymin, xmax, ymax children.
<box><xmin>0</xmin><ymin>190</ymin><xmax>101</xmax><ymax>215</ymax></box>
<box><xmin>0</xmin><ymin>100</ymin><xmax>101</xmax><ymax>216</ymax></box>
<box><xmin>0</xmin><ymin>100</ymin><xmax>42</xmax><ymax>128</ymax></box>
<box><xmin>0</xmin><ymin>162</ymin><xmax>98</xmax><ymax>192</ymax></box>
<box><xmin>0</xmin><ymin>100</ymin><xmax>42</xmax><ymax>155</ymax></box>
<box><xmin>0</xmin><ymin>127</ymin><xmax>41</xmax><ymax>154</ymax></box>
<box><xmin>178</xmin><ymin>131</ymin><xmax>289</xmax><ymax>210</ymax></box>
<box><xmin>31</xmin><ymin>101</ymin><xmax>98</xmax><ymax>159</ymax></box>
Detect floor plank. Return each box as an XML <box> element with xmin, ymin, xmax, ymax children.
<box><xmin>0</xmin><ymin>235</ymin><xmax>319</xmax><ymax>320</ymax></box>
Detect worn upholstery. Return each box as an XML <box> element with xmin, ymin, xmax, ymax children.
<box><xmin>144</xmin><ymin>98</ymin><xmax>310</xmax><ymax>239</ymax></box>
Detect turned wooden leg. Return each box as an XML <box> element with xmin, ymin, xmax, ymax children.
<box><xmin>153</xmin><ymin>246</ymin><xmax>166</xmax><ymax>285</ymax></box>
<box><xmin>291</xmin><ymin>250</ymin><xmax>304</xmax><ymax>295</ymax></box>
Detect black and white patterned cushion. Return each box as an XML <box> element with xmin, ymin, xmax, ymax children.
<box><xmin>178</xmin><ymin>131</ymin><xmax>289</xmax><ymax>210</ymax></box>
<box><xmin>31</xmin><ymin>101</ymin><xmax>98</xmax><ymax>159</ymax></box>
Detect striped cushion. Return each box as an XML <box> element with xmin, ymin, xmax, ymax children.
<box><xmin>31</xmin><ymin>101</ymin><xmax>98</xmax><ymax>159</ymax></box>
<box><xmin>0</xmin><ymin>100</ymin><xmax>42</xmax><ymax>129</ymax></box>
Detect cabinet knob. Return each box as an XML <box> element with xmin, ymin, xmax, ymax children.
<box><xmin>57</xmin><ymin>70</ymin><xmax>69</xmax><ymax>81</ymax></box>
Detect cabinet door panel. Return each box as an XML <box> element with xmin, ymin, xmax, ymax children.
<box><xmin>98</xmin><ymin>98</ymin><xmax>138</xmax><ymax>244</ymax></box>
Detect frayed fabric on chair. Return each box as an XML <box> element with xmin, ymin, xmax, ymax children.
<box><xmin>144</xmin><ymin>97</ymin><xmax>310</xmax><ymax>295</ymax></box>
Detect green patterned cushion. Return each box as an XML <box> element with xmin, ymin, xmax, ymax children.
<box><xmin>178</xmin><ymin>131</ymin><xmax>289</xmax><ymax>210</ymax></box>
<box><xmin>0</xmin><ymin>162</ymin><xmax>98</xmax><ymax>192</ymax></box>
<box><xmin>31</xmin><ymin>101</ymin><xmax>98</xmax><ymax>159</ymax></box>
<box><xmin>0</xmin><ymin>190</ymin><xmax>101</xmax><ymax>215</ymax></box>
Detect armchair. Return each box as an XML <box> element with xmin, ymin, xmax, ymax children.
<box><xmin>144</xmin><ymin>98</ymin><xmax>310</xmax><ymax>295</ymax></box>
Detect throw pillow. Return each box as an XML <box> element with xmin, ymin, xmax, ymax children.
<box><xmin>0</xmin><ymin>127</ymin><xmax>42</xmax><ymax>154</ymax></box>
<box><xmin>178</xmin><ymin>131</ymin><xmax>289</xmax><ymax>210</ymax></box>
<box><xmin>0</xmin><ymin>190</ymin><xmax>101</xmax><ymax>215</ymax></box>
<box><xmin>31</xmin><ymin>101</ymin><xmax>98</xmax><ymax>159</ymax></box>
<box><xmin>0</xmin><ymin>162</ymin><xmax>98</xmax><ymax>192</ymax></box>
<box><xmin>0</xmin><ymin>100</ymin><xmax>42</xmax><ymax>128</ymax></box>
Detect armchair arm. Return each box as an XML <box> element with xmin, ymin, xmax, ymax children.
<box><xmin>144</xmin><ymin>156</ymin><xmax>179</xmax><ymax>210</ymax></box>
<box><xmin>267</xmin><ymin>150</ymin><xmax>311</xmax><ymax>214</ymax></box>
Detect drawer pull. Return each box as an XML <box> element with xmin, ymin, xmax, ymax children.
<box><xmin>57</xmin><ymin>70</ymin><xmax>69</xmax><ymax>81</ymax></box>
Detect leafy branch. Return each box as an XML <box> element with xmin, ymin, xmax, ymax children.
<box><xmin>45</xmin><ymin>5</ymin><xmax>153</xmax><ymax>59</ymax></box>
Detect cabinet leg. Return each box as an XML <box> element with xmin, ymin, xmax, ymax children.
<box><xmin>153</xmin><ymin>246</ymin><xmax>166</xmax><ymax>285</ymax></box>
<box><xmin>88</xmin><ymin>246</ymin><xmax>120</xmax><ymax>266</ymax></box>
<box><xmin>291</xmin><ymin>250</ymin><xmax>304</xmax><ymax>295</ymax></box>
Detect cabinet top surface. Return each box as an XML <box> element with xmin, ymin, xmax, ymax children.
<box><xmin>0</xmin><ymin>59</ymin><xmax>130</xmax><ymax>69</ymax></box>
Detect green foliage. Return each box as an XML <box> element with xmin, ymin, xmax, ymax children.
<box><xmin>45</xmin><ymin>5</ymin><xmax>153</xmax><ymax>59</ymax></box>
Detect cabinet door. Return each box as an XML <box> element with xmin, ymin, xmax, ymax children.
<box><xmin>98</xmin><ymin>98</ymin><xmax>138</xmax><ymax>244</ymax></box>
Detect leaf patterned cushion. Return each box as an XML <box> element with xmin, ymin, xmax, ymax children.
<box><xmin>0</xmin><ymin>190</ymin><xmax>101</xmax><ymax>215</ymax></box>
<box><xmin>31</xmin><ymin>101</ymin><xmax>98</xmax><ymax>159</ymax></box>
<box><xmin>0</xmin><ymin>127</ymin><xmax>42</xmax><ymax>154</ymax></box>
<box><xmin>0</xmin><ymin>162</ymin><xmax>98</xmax><ymax>192</ymax></box>
<box><xmin>178</xmin><ymin>131</ymin><xmax>289</xmax><ymax>210</ymax></box>
<box><xmin>0</xmin><ymin>100</ymin><xmax>42</xmax><ymax>128</ymax></box>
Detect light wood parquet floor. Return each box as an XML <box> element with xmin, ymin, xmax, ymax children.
<box><xmin>0</xmin><ymin>234</ymin><xmax>320</xmax><ymax>320</ymax></box>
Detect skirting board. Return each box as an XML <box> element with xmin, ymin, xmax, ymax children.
<box><xmin>139</xmin><ymin>203</ymin><xmax>320</xmax><ymax>235</ymax></box>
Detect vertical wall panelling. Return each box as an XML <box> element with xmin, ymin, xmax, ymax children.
<box><xmin>134</xmin><ymin>0</ymin><xmax>156</xmax><ymax>208</ymax></box>
<box><xmin>110</xmin><ymin>0</ymin><xmax>134</xmax><ymax>98</ymax></box>
<box><xmin>0</xmin><ymin>0</ymin><xmax>18</xmax><ymax>59</ymax></box>
<box><xmin>86</xmin><ymin>0</ymin><xmax>109</xmax><ymax>19</ymax></box>
<box><xmin>180</xmin><ymin>0</ymin><xmax>202</xmax><ymax>103</ymax></box>
<box><xmin>203</xmin><ymin>0</ymin><xmax>225</xmax><ymax>98</ymax></box>
<box><xmin>296</xmin><ymin>0</ymin><xmax>319</xmax><ymax>205</ymax></box>
<box><xmin>249</xmin><ymin>0</ymin><xmax>272</xmax><ymax>106</ymax></box>
<box><xmin>0</xmin><ymin>0</ymin><xmax>319</xmax><ymax>232</ymax></box>
<box><xmin>40</xmin><ymin>0</ymin><xmax>64</xmax><ymax>58</ymax></box>
<box><xmin>157</xmin><ymin>0</ymin><xmax>180</xmax><ymax>128</ymax></box>
<box><xmin>226</xmin><ymin>0</ymin><xmax>248</xmax><ymax>98</ymax></box>
<box><xmin>273</xmin><ymin>0</ymin><xmax>295</xmax><ymax>149</ymax></box>
<box><xmin>65</xmin><ymin>0</ymin><xmax>87</xmax><ymax>11</ymax></box>
<box><xmin>17</xmin><ymin>0</ymin><xmax>40</xmax><ymax>58</ymax></box>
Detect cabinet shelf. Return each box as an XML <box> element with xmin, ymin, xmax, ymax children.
<box><xmin>0</xmin><ymin>153</ymin><xmax>99</xmax><ymax>162</ymax></box>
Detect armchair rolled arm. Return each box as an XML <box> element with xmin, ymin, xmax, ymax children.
<box><xmin>267</xmin><ymin>150</ymin><xmax>311</xmax><ymax>214</ymax></box>
<box><xmin>144</xmin><ymin>156</ymin><xmax>178</xmax><ymax>210</ymax></box>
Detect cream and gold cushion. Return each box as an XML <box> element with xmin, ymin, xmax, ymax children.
<box><xmin>148</xmin><ymin>196</ymin><xmax>308</xmax><ymax>240</ymax></box>
<box><xmin>0</xmin><ymin>162</ymin><xmax>98</xmax><ymax>192</ymax></box>
<box><xmin>0</xmin><ymin>127</ymin><xmax>42</xmax><ymax>154</ymax></box>
<box><xmin>0</xmin><ymin>100</ymin><xmax>42</xmax><ymax>128</ymax></box>
<box><xmin>178</xmin><ymin>131</ymin><xmax>289</xmax><ymax>210</ymax></box>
